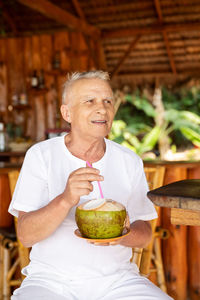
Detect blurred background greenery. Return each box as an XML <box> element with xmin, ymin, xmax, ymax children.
<box><xmin>110</xmin><ymin>86</ymin><xmax>200</xmax><ymax>160</ymax></box>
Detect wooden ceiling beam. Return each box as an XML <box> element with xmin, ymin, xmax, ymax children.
<box><xmin>112</xmin><ymin>70</ymin><xmax>200</xmax><ymax>79</ymax></box>
<box><xmin>0</xmin><ymin>0</ymin><xmax>18</xmax><ymax>34</ymax></box>
<box><xmin>163</xmin><ymin>31</ymin><xmax>177</xmax><ymax>74</ymax></box>
<box><xmin>154</xmin><ymin>0</ymin><xmax>163</xmax><ymax>21</ymax></box>
<box><xmin>111</xmin><ymin>36</ymin><xmax>141</xmax><ymax>78</ymax></box>
<box><xmin>71</xmin><ymin>0</ymin><xmax>85</xmax><ymax>21</ymax></box>
<box><xmin>110</xmin><ymin>0</ymin><xmax>175</xmax><ymax>79</ymax></box>
<box><xmin>102</xmin><ymin>22</ymin><xmax>200</xmax><ymax>39</ymax></box>
<box><xmin>154</xmin><ymin>0</ymin><xmax>177</xmax><ymax>74</ymax></box>
<box><xmin>80</xmin><ymin>2</ymin><xmax>153</xmax><ymax>15</ymax></box>
<box><xmin>18</xmin><ymin>0</ymin><xmax>100</xmax><ymax>37</ymax></box>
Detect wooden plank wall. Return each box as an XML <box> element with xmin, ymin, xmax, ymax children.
<box><xmin>0</xmin><ymin>31</ymin><xmax>95</xmax><ymax>141</ymax></box>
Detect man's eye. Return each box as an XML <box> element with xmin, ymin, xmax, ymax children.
<box><xmin>86</xmin><ymin>99</ymin><xmax>93</xmax><ymax>103</ymax></box>
<box><xmin>104</xmin><ymin>100</ymin><xmax>112</xmax><ymax>104</ymax></box>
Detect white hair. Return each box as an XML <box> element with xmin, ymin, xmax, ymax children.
<box><xmin>62</xmin><ymin>70</ymin><xmax>110</xmax><ymax>104</ymax></box>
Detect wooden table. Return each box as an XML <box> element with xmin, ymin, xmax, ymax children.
<box><xmin>147</xmin><ymin>179</ymin><xmax>200</xmax><ymax>226</ymax></box>
<box><xmin>0</xmin><ymin>151</ymin><xmax>25</xmax><ymax>164</ymax></box>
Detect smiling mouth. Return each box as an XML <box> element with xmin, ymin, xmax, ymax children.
<box><xmin>91</xmin><ymin>120</ymin><xmax>107</xmax><ymax>125</ymax></box>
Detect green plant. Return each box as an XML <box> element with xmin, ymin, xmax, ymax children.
<box><xmin>110</xmin><ymin>120</ymin><xmax>161</xmax><ymax>156</ymax></box>
<box><xmin>110</xmin><ymin>88</ymin><xmax>200</xmax><ymax>158</ymax></box>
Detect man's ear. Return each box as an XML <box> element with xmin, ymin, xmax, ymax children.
<box><xmin>60</xmin><ymin>104</ymin><xmax>71</xmax><ymax>123</ymax></box>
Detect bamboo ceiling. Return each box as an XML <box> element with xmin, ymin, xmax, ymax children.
<box><xmin>1</xmin><ymin>0</ymin><xmax>200</xmax><ymax>83</ymax></box>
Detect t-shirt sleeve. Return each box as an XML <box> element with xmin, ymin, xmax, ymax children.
<box><xmin>8</xmin><ymin>145</ymin><xmax>49</xmax><ymax>217</ymax></box>
<box><xmin>127</xmin><ymin>157</ymin><xmax>157</xmax><ymax>223</ymax></box>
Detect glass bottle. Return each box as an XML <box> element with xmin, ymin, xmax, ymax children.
<box><xmin>0</xmin><ymin>122</ymin><xmax>8</xmax><ymax>152</ymax></box>
<box><xmin>31</xmin><ymin>70</ymin><xmax>38</xmax><ymax>88</ymax></box>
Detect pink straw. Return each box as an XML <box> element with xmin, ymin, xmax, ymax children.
<box><xmin>86</xmin><ymin>161</ymin><xmax>104</xmax><ymax>198</ymax></box>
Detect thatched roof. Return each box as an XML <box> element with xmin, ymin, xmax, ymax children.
<box><xmin>1</xmin><ymin>0</ymin><xmax>200</xmax><ymax>83</ymax></box>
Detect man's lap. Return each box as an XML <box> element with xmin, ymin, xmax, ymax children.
<box><xmin>11</xmin><ymin>272</ymin><xmax>173</xmax><ymax>300</ymax></box>
<box><xmin>11</xmin><ymin>286</ymin><xmax>74</xmax><ymax>300</ymax></box>
<box><xmin>102</xmin><ymin>275</ymin><xmax>173</xmax><ymax>300</ymax></box>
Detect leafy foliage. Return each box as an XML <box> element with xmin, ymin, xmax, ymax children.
<box><xmin>162</xmin><ymin>86</ymin><xmax>200</xmax><ymax>114</ymax></box>
<box><xmin>110</xmin><ymin>86</ymin><xmax>200</xmax><ymax>157</ymax></box>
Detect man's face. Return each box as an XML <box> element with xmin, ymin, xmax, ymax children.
<box><xmin>62</xmin><ymin>78</ymin><xmax>115</xmax><ymax>138</ymax></box>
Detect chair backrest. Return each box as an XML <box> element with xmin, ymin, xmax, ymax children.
<box><xmin>131</xmin><ymin>166</ymin><xmax>165</xmax><ymax>271</ymax></box>
<box><xmin>8</xmin><ymin>170</ymin><xmax>19</xmax><ymax>196</ymax></box>
<box><xmin>8</xmin><ymin>170</ymin><xmax>30</xmax><ymax>271</ymax></box>
<box><xmin>144</xmin><ymin>166</ymin><xmax>165</xmax><ymax>190</ymax></box>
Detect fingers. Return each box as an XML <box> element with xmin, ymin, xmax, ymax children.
<box><xmin>74</xmin><ymin>187</ymin><xmax>93</xmax><ymax>196</ymax></box>
<box><xmin>71</xmin><ymin>181</ymin><xmax>94</xmax><ymax>190</ymax></box>
<box><xmin>73</xmin><ymin>173</ymin><xmax>104</xmax><ymax>182</ymax></box>
<box><xmin>64</xmin><ymin>167</ymin><xmax>104</xmax><ymax>207</ymax></box>
<box><xmin>69</xmin><ymin>167</ymin><xmax>104</xmax><ymax>183</ymax></box>
<box><xmin>73</xmin><ymin>167</ymin><xmax>100</xmax><ymax>175</ymax></box>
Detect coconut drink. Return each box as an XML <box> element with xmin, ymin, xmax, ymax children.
<box><xmin>75</xmin><ymin>199</ymin><xmax>126</xmax><ymax>239</ymax></box>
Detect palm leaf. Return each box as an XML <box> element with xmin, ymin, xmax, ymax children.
<box><xmin>180</xmin><ymin>127</ymin><xmax>200</xmax><ymax>147</ymax></box>
<box><xmin>180</xmin><ymin>111</ymin><xmax>200</xmax><ymax>124</ymax></box>
<box><xmin>141</xmin><ymin>126</ymin><xmax>161</xmax><ymax>148</ymax></box>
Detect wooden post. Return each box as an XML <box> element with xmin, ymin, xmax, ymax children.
<box><xmin>188</xmin><ymin>226</ymin><xmax>200</xmax><ymax>300</ymax></box>
<box><xmin>187</xmin><ymin>167</ymin><xmax>200</xmax><ymax>300</ymax></box>
<box><xmin>162</xmin><ymin>166</ymin><xmax>188</xmax><ymax>300</ymax></box>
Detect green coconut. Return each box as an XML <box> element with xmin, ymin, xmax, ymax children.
<box><xmin>75</xmin><ymin>199</ymin><xmax>126</xmax><ymax>239</ymax></box>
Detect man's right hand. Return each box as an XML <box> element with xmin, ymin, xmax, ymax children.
<box><xmin>17</xmin><ymin>167</ymin><xmax>104</xmax><ymax>247</ymax></box>
<box><xmin>62</xmin><ymin>167</ymin><xmax>104</xmax><ymax>208</ymax></box>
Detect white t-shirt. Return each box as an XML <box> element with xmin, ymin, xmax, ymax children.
<box><xmin>9</xmin><ymin>135</ymin><xmax>157</xmax><ymax>282</ymax></box>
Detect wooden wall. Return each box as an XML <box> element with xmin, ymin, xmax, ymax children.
<box><xmin>0</xmin><ymin>31</ymin><xmax>95</xmax><ymax>141</ymax></box>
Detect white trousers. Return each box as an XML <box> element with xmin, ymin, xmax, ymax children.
<box><xmin>11</xmin><ymin>272</ymin><xmax>173</xmax><ymax>300</ymax></box>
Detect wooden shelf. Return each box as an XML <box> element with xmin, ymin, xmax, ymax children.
<box><xmin>28</xmin><ymin>88</ymin><xmax>48</xmax><ymax>96</ymax></box>
<box><xmin>12</xmin><ymin>104</ymin><xmax>31</xmax><ymax>110</ymax></box>
<box><xmin>0</xmin><ymin>151</ymin><xmax>26</xmax><ymax>157</ymax></box>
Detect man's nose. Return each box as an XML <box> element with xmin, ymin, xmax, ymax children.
<box><xmin>95</xmin><ymin>101</ymin><xmax>106</xmax><ymax>114</ymax></box>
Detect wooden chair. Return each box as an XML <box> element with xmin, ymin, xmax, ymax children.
<box><xmin>0</xmin><ymin>170</ymin><xmax>29</xmax><ymax>299</ymax></box>
<box><xmin>132</xmin><ymin>166</ymin><xmax>168</xmax><ymax>292</ymax></box>
<box><xmin>8</xmin><ymin>171</ymin><xmax>30</xmax><ymax>273</ymax></box>
<box><xmin>0</xmin><ymin>226</ymin><xmax>19</xmax><ymax>299</ymax></box>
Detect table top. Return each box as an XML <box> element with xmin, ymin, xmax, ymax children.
<box><xmin>144</xmin><ymin>160</ymin><xmax>200</xmax><ymax>168</ymax></box>
<box><xmin>147</xmin><ymin>179</ymin><xmax>200</xmax><ymax>211</ymax></box>
<box><xmin>0</xmin><ymin>162</ymin><xmax>21</xmax><ymax>173</ymax></box>
<box><xmin>0</xmin><ymin>151</ymin><xmax>25</xmax><ymax>156</ymax></box>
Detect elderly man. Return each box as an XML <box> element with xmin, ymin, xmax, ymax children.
<box><xmin>9</xmin><ymin>71</ymin><xmax>172</xmax><ymax>300</ymax></box>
